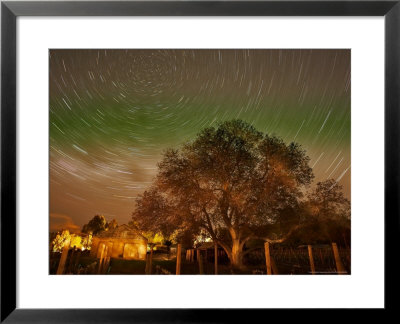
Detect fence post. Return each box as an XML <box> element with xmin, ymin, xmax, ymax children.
<box><xmin>145</xmin><ymin>252</ymin><xmax>150</xmax><ymax>274</ymax></box>
<box><xmin>214</xmin><ymin>243</ymin><xmax>218</xmax><ymax>275</ymax></box>
<box><xmin>73</xmin><ymin>250</ymin><xmax>81</xmax><ymax>273</ymax></box>
<box><xmin>148</xmin><ymin>245</ymin><xmax>154</xmax><ymax>274</ymax></box>
<box><xmin>104</xmin><ymin>257</ymin><xmax>110</xmax><ymax>274</ymax></box>
<box><xmin>332</xmin><ymin>242</ymin><xmax>346</xmax><ymax>274</ymax></box>
<box><xmin>308</xmin><ymin>245</ymin><xmax>315</xmax><ymax>275</ymax></box>
<box><xmin>56</xmin><ymin>238</ymin><xmax>70</xmax><ymax>275</ymax></box>
<box><xmin>101</xmin><ymin>246</ymin><xmax>109</xmax><ymax>274</ymax></box>
<box><xmin>176</xmin><ymin>244</ymin><xmax>182</xmax><ymax>275</ymax></box>
<box><xmin>97</xmin><ymin>244</ymin><xmax>105</xmax><ymax>274</ymax></box>
<box><xmin>264</xmin><ymin>242</ymin><xmax>272</xmax><ymax>275</ymax></box>
<box><xmin>197</xmin><ymin>249</ymin><xmax>204</xmax><ymax>274</ymax></box>
<box><xmin>67</xmin><ymin>248</ymin><xmax>76</xmax><ymax>273</ymax></box>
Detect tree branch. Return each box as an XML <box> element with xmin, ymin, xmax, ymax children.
<box><xmin>239</xmin><ymin>236</ymin><xmax>252</xmax><ymax>249</ymax></box>
<box><xmin>215</xmin><ymin>240</ymin><xmax>232</xmax><ymax>259</ymax></box>
<box><xmin>202</xmin><ymin>207</ymin><xmax>217</xmax><ymax>239</ymax></box>
<box><xmin>262</xmin><ymin>224</ymin><xmax>301</xmax><ymax>243</ymax></box>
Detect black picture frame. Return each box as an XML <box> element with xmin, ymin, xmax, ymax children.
<box><xmin>1</xmin><ymin>0</ymin><xmax>399</xmax><ymax>322</ymax></box>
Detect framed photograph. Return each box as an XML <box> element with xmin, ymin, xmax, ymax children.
<box><xmin>1</xmin><ymin>0</ymin><xmax>398</xmax><ymax>321</ymax></box>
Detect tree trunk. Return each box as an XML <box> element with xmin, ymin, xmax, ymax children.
<box><xmin>230</xmin><ymin>239</ymin><xmax>243</xmax><ymax>269</ymax></box>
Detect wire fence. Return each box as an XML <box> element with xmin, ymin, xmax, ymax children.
<box><xmin>50</xmin><ymin>243</ymin><xmax>351</xmax><ymax>275</ymax></box>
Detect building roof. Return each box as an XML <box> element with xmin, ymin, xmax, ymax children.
<box><xmin>96</xmin><ymin>224</ymin><xmax>147</xmax><ymax>241</ymax></box>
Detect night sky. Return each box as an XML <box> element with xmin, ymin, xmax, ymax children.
<box><xmin>49</xmin><ymin>49</ymin><xmax>350</xmax><ymax>233</ymax></box>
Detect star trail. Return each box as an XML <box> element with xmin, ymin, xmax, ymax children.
<box><xmin>49</xmin><ymin>49</ymin><xmax>350</xmax><ymax>231</ymax></box>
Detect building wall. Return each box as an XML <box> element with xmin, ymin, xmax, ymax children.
<box><xmin>90</xmin><ymin>237</ymin><xmax>147</xmax><ymax>260</ymax></box>
<box><xmin>111</xmin><ymin>241</ymin><xmax>125</xmax><ymax>258</ymax></box>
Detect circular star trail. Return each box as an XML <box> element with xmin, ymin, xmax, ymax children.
<box><xmin>49</xmin><ymin>49</ymin><xmax>350</xmax><ymax>231</ymax></box>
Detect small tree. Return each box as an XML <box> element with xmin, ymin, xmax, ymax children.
<box><xmin>81</xmin><ymin>233</ymin><xmax>93</xmax><ymax>251</ymax></box>
<box><xmin>51</xmin><ymin>230</ymin><xmax>71</xmax><ymax>252</ymax></box>
<box><xmin>133</xmin><ymin>120</ymin><xmax>314</xmax><ymax>268</ymax></box>
<box><xmin>70</xmin><ymin>235</ymin><xmax>82</xmax><ymax>249</ymax></box>
<box><xmin>82</xmin><ymin>215</ymin><xmax>108</xmax><ymax>235</ymax></box>
<box><xmin>306</xmin><ymin>179</ymin><xmax>350</xmax><ymax>221</ymax></box>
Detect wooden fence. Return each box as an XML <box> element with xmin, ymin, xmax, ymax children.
<box><xmin>52</xmin><ymin>241</ymin><xmax>350</xmax><ymax>275</ymax></box>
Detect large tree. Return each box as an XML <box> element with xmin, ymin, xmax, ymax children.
<box><xmin>133</xmin><ymin>120</ymin><xmax>314</xmax><ymax>267</ymax></box>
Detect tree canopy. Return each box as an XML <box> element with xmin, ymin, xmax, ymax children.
<box><xmin>133</xmin><ymin>120</ymin><xmax>319</xmax><ymax>267</ymax></box>
<box><xmin>305</xmin><ymin>179</ymin><xmax>350</xmax><ymax>221</ymax></box>
<box><xmin>82</xmin><ymin>215</ymin><xmax>118</xmax><ymax>235</ymax></box>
